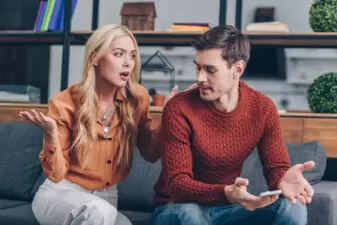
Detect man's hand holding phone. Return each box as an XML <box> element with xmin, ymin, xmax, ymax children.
<box><xmin>225</xmin><ymin>177</ymin><xmax>281</xmax><ymax>211</ymax></box>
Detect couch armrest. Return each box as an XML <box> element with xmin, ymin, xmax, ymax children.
<box><xmin>308</xmin><ymin>181</ymin><xmax>337</xmax><ymax>225</ymax></box>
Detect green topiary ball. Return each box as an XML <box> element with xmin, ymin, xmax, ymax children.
<box><xmin>307</xmin><ymin>72</ymin><xmax>337</xmax><ymax>113</ymax></box>
<box><xmin>309</xmin><ymin>0</ymin><xmax>337</xmax><ymax>32</ymax></box>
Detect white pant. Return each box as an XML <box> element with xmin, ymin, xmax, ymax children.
<box><xmin>32</xmin><ymin>179</ymin><xmax>132</xmax><ymax>225</ymax></box>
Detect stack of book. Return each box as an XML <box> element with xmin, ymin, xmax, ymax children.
<box><xmin>167</xmin><ymin>23</ymin><xmax>210</xmax><ymax>32</ymax></box>
<box><xmin>246</xmin><ymin>21</ymin><xmax>289</xmax><ymax>33</ymax></box>
<box><xmin>33</xmin><ymin>0</ymin><xmax>78</xmax><ymax>31</ymax></box>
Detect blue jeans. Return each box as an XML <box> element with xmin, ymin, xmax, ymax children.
<box><xmin>150</xmin><ymin>197</ymin><xmax>307</xmax><ymax>225</ymax></box>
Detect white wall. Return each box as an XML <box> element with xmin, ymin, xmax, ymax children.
<box><xmin>48</xmin><ymin>0</ymin><xmax>334</xmax><ymax>111</ymax></box>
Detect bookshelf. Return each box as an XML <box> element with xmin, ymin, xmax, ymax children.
<box><xmin>1</xmin><ymin>0</ymin><xmax>337</xmax><ymax>103</ymax></box>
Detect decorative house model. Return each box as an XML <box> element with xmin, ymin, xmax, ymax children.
<box><xmin>120</xmin><ymin>2</ymin><xmax>156</xmax><ymax>31</ymax></box>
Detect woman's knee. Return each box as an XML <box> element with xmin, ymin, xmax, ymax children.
<box><xmin>274</xmin><ymin>197</ymin><xmax>307</xmax><ymax>225</ymax></box>
<box><xmin>151</xmin><ymin>203</ymin><xmax>210</xmax><ymax>225</ymax></box>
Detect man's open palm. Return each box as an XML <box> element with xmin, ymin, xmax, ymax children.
<box><xmin>278</xmin><ymin>161</ymin><xmax>315</xmax><ymax>205</ymax></box>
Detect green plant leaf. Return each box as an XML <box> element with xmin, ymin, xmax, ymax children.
<box><xmin>307</xmin><ymin>72</ymin><xmax>337</xmax><ymax>113</ymax></box>
<box><xmin>309</xmin><ymin>0</ymin><xmax>337</xmax><ymax>32</ymax></box>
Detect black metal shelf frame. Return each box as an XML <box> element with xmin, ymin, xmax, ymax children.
<box><xmin>218</xmin><ymin>0</ymin><xmax>242</xmax><ymax>28</ymax></box>
<box><xmin>60</xmin><ymin>0</ymin><xmax>98</xmax><ymax>90</ymax></box>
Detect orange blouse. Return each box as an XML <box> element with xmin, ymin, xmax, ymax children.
<box><xmin>40</xmin><ymin>83</ymin><xmax>160</xmax><ymax>190</ymax></box>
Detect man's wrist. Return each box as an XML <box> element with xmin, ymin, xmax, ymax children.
<box><xmin>277</xmin><ymin>170</ymin><xmax>287</xmax><ymax>190</ymax></box>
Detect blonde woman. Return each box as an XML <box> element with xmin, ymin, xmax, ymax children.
<box><xmin>19</xmin><ymin>24</ymin><xmax>179</xmax><ymax>225</ymax></box>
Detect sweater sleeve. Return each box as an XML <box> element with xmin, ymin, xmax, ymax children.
<box><xmin>160</xmin><ymin>100</ymin><xmax>229</xmax><ymax>205</ymax></box>
<box><xmin>257</xmin><ymin>101</ymin><xmax>291</xmax><ymax>190</ymax></box>
<box><xmin>40</xmin><ymin>98</ymin><xmax>72</xmax><ymax>182</ymax></box>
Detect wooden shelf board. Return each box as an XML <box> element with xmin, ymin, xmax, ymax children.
<box><xmin>0</xmin><ymin>31</ymin><xmax>336</xmax><ymax>47</ymax></box>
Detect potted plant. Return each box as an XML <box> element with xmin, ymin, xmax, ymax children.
<box><xmin>148</xmin><ymin>88</ymin><xmax>166</xmax><ymax>107</ymax></box>
<box><xmin>307</xmin><ymin>72</ymin><xmax>337</xmax><ymax>113</ymax></box>
<box><xmin>309</xmin><ymin>0</ymin><xmax>337</xmax><ymax>32</ymax></box>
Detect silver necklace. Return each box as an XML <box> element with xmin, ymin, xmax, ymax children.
<box><xmin>103</xmin><ymin>126</ymin><xmax>110</xmax><ymax>134</ymax></box>
<box><xmin>99</xmin><ymin>104</ymin><xmax>116</xmax><ymax>139</ymax></box>
<box><xmin>102</xmin><ymin>114</ymin><xmax>108</xmax><ymax>122</ymax></box>
<box><xmin>103</xmin><ymin>110</ymin><xmax>116</xmax><ymax>140</ymax></box>
<box><xmin>100</xmin><ymin>105</ymin><xmax>113</xmax><ymax>122</ymax></box>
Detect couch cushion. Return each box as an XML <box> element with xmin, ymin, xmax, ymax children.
<box><xmin>0</xmin><ymin>199</ymin><xmax>29</xmax><ymax>210</ymax></box>
<box><xmin>287</xmin><ymin>142</ymin><xmax>326</xmax><ymax>184</ymax></box>
<box><xmin>119</xmin><ymin>210</ymin><xmax>151</xmax><ymax>225</ymax></box>
<box><xmin>0</xmin><ymin>121</ymin><xmax>44</xmax><ymax>202</ymax></box>
<box><xmin>308</xmin><ymin>181</ymin><xmax>337</xmax><ymax>225</ymax></box>
<box><xmin>118</xmin><ymin>149</ymin><xmax>161</xmax><ymax>212</ymax></box>
<box><xmin>240</xmin><ymin>141</ymin><xmax>326</xmax><ymax>195</ymax></box>
<box><xmin>0</xmin><ymin>204</ymin><xmax>39</xmax><ymax>225</ymax></box>
<box><xmin>30</xmin><ymin>172</ymin><xmax>46</xmax><ymax>198</ymax></box>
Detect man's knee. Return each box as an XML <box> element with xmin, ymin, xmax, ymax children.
<box><xmin>274</xmin><ymin>197</ymin><xmax>307</xmax><ymax>225</ymax></box>
<box><xmin>151</xmin><ymin>203</ymin><xmax>210</xmax><ymax>225</ymax></box>
<box><xmin>67</xmin><ymin>199</ymin><xmax>118</xmax><ymax>225</ymax></box>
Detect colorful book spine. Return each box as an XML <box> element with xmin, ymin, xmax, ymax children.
<box><xmin>48</xmin><ymin>0</ymin><xmax>62</xmax><ymax>31</ymax></box>
<box><xmin>33</xmin><ymin>1</ymin><xmax>47</xmax><ymax>31</ymax></box>
<box><xmin>56</xmin><ymin>0</ymin><xmax>78</xmax><ymax>31</ymax></box>
<box><xmin>40</xmin><ymin>0</ymin><xmax>57</xmax><ymax>31</ymax></box>
<box><xmin>33</xmin><ymin>0</ymin><xmax>78</xmax><ymax>31</ymax></box>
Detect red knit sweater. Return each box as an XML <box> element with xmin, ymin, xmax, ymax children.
<box><xmin>153</xmin><ymin>81</ymin><xmax>291</xmax><ymax>206</ymax></box>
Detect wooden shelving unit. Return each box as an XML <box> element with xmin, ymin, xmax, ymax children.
<box><xmin>1</xmin><ymin>0</ymin><xmax>337</xmax><ymax>103</ymax></box>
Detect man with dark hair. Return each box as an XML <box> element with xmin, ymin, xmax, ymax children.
<box><xmin>151</xmin><ymin>25</ymin><xmax>314</xmax><ymax>225</ymax></box>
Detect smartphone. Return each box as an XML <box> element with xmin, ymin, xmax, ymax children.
<box><xmin>259</xmin><ymin>190</ymin><xmax>282</xmax><ymax>197</ymax></box>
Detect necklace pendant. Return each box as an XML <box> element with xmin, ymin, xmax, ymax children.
<box><xmin>104</xmin><ymin>126</ymin><xmax>109</xmax><ymax>134</ymax></box>
<box><xmin>102</xmin><ymin>114</ymin><xmax>107</xmax><ymax>121</ymax></box>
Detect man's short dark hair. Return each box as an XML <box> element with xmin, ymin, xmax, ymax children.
<box><xmin>192</xmin><ymin>25</ymin><xmax>250</xmax><ymax>68</ymax></box>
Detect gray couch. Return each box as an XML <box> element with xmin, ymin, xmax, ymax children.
<box><xmin>0</xmin><ymin>121</ymin><xmax>337</xmax><ymax>225</ymax></box>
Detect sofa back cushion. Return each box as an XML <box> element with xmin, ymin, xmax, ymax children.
<box><xmin>118</xmin><ymin>149</ymin><xmax>161</xmax><ymax>212</ymax></box>
<box><xmin>240</xmin><ymin>141</ymin><xmax>327</xmax><ymax>195</ymax></box>
<box><xmin>0</xmin><ymin>121</ymin><xmax>44</xmax><ymax>202</ymax></box>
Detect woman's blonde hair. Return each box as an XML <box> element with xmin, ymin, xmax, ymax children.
<box><xmin>72</xmin><ymin>24</ymin><xmax>141</xmax><ymax>170</ymax></box>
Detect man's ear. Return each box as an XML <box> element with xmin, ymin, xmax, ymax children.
<box><xmin>234</xmin><ymin>60</ymin><xmax>246</xmax><ymax>78</ymax></box>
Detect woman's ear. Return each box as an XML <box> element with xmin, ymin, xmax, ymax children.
<box><xmin>91</xmin><ymin>51</ymin><xmax>98</xmax><ymax>66</ymax></box>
